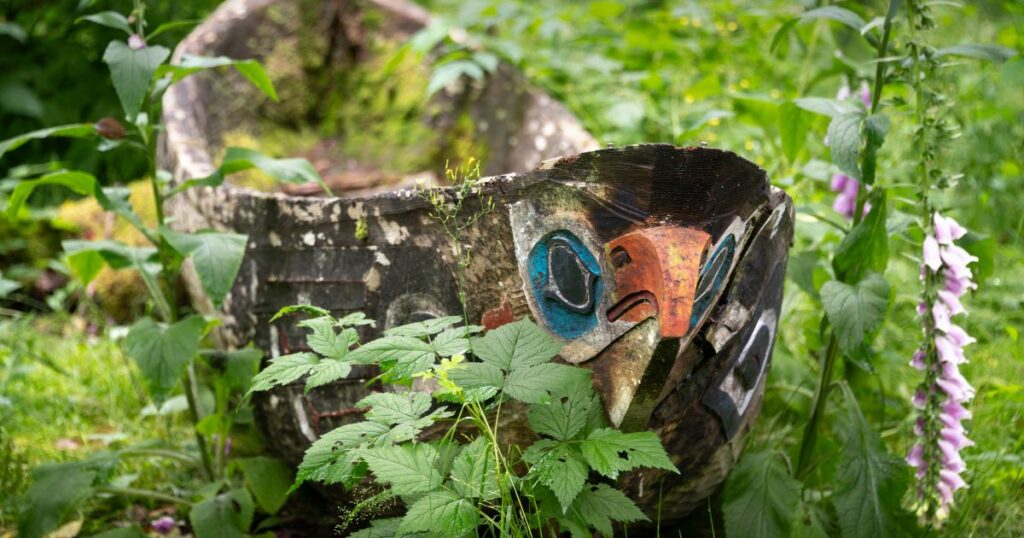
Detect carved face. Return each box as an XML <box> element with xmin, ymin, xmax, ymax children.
<box><xmin>501</xmin><ymin>146</ymin><xmax>784</xmax><ymax>433</ymax></box>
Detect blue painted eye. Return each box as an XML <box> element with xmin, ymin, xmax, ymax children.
<box><xmin>690</xmin><ymin>234</ymin><xmax>735</xmax><ymax>327</ymax></box>
<box><xmin>527</xmin><ymin>231</ymin><xmax>602</xmax><ymax>339</ymax></box>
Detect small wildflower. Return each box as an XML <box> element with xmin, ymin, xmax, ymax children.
<box><xmin>128</xmin><ymin>33</ymin><xmax>147</xmax><ymax>50</ymax></box>
<box><xmin>151</xmin><ymin>516</ymin><xmax>176</xmax><ymax>535</ymax></box>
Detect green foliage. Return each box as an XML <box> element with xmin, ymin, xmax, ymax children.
<box><xmin>723</xmin><ymin>450</ymin><xmax>802</xmax><ymax>538</ymax></box>
<box><xmin>102</xmin><ymin>40</ymin><xmax>170</xmax><ymax>120</ymax></box>
<box><xmin>123</xmin><ymin>315</ymin><xmax>212</xmax><ymax>404</ymax></box>
<box><xmin>251</xmin><ymin>309</ymin><xmax>671</xmax><ymax>535</ymax></box>
<box><xmin>236</xmin><ymin>457</ymin><xmax>294</xmax><ymax>514</ymax></box>
<box><xmin>189</xmin><ymin>488</ymin><xmax>254</xmax><ymax>538</ymax></box>
<box><xmin>821</xmin><ymin>273</ymin><xmax>891</xmax><ymax>356</ymax></box>
<box><xmin>159</xmin><ymin>227</ymin><xmax>248</xmax><ymax>308</ymax></box>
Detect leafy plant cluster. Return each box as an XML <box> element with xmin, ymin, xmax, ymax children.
<box><xmin>1</xmin><ymin>2</ymin><xmax>340</xmax><ymax>536</ymax></box>
<box><xmin>250</xmin><ymin>310</ymin><xmax>676</xmax><ymax>537</ymax></box>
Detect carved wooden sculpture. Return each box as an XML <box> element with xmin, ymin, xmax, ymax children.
<box><xmin>162</xmin><ymin>0</ymin><xmax>794</xmax><ymax>526</ymax></box>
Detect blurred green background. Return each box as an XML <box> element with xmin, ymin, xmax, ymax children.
<box><xmin>1</xmin><ymin>0</ymin><xmax>1021</xmax><ymax>535</ymax></box>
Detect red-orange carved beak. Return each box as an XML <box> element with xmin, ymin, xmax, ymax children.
<box><xmin>605</xmin><ymin>226</ymin><xmax>710</xmax><ymax>338</ymax></box>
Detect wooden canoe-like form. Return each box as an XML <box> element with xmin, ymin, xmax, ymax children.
<box><xmin>161</xmin><ymin>0</ymin><xmax>794</xmax><ymax>526</ymax></box>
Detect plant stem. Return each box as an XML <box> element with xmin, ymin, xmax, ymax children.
<box><xmin>183</xmin><ymin>363</ymin><xmax>214</xmax><ymax>480</ymax></box>
<box><xmin>96</xmin><ymin>485</ymin><xmax>193</xmax><ymax>506</ymax></box>
<box><xmin>795</xmin><ymin>333</ymin><xmax>839</xmax><ymax>478</ymax></box>
<box><xmin>119</xmin><ymin>447</ymin><xmax>200</xmax><ymax>465</ymax></box>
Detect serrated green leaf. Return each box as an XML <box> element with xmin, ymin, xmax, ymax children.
<box><xmin>336</xmin><ymin>311</ymin><xmax>376</xmax><ymax>328</ymax></box>
<box><xmin>298</xmin><ymin>317</ymin><xmax>356</xmax><ymax>360</ymax></box>
<box><xmin>384</xmin><ymin>315</ymin><xmax>462</xmax><ymax>337</ymax></box>
<box><xmin>159</xmin><ymin>227</ymin><xmax>248</xmax><ymax>308</ymax></box>
<box><xmin>471</xmin><ymin>318</ymin><xmax>563</xmax><ymax>370</ymax></box>
<box><xmin>723</xmin><ymin>450</ymin><xmax>801</xmax><ymax>538</ymax></box>
<box><xmin>348</xmin><ymin>518</ymin><xmax>404</xmax><ymax>538</ymax></box>
<box><xmin>269</xmin><ymin>304</ymin><xmax>331</xmax><ymax>322</ymax></box>
<box><xmin>793</xmin><ymin>97</ymin><xmax>861</xmax><ymax>118</ymax></box>
<box><xmin>527</xmin><ymin>377</ymin><xmax>593</xmax><ymax>440</ymax></box>
<box><xmin>449</xmin><ymin>437</ymin><xmax>500</xmax><ymax>500</ymax></box>
<box><xmin>504</xmin><ymin>363</ymin><xmax>590</xmax><ymax>404</ymax></box>
<box><xmin>834</xmin><ymin>190</ymin><xmax>888</xmax><ymax>283</ymax></box>
<box><xmin>529</xmin><ymin>443</ymin><xmax>588</xmax><ymax>513</ymax></box>
<box><xmin>398</xmin><ymin>489</ymin><xmax>479</xmax><ymax>536</ymax></box>
<box><xmin>293</xmin><ymin>421</ymin><xmax>390</xmax><ymax>490</ymax></box>
<box><xmin>0</xmin><ymin>124</ymin><xmax>95</xmax><ymax>158</ymax></box>
<box><xmin>123</xmin><ymin>315</ymin><xmax>210</xmax><ymax>404</ymax></box>
<box><xmin>102</xmin><ymin>40</ymin><xmax>170</xmax><ymax>120</ymax></box>
<box><xmin>304</xmin><ymin>359</ymin><xmax>352</xmax><ymax>391</ymax></box>
<box><xmin>360</xmin><ymin>444</ymin><xmax>443</xmax><ymax>495</ymax></box>
<box><xmin>833</xmin><ymin>384</ymin><xmax>910</xmax><ymax>538</ymax></box>
<box><xmin>78</xmin><ymin>11</ymin><xmax>133</xmax><ymax>34</ymax></box>
<box><xmin>431</xmin><ymin>326</ymin><xmax>471</xmax><ymax>357</ymax></box>
<box><xmin>828</xmin><ymin>111</ymin><xmax>864</xmax><ymax>180</ymax></box>
<box><xmin>579</xmin><ymin>428</ymin><xmax>676</xmax><ymax>478</ymax></box>
<box><xmin>237</xmin><ymin>456</ymin><xmax>293</xmax><ymax>514</ymax></box>
<box><xmin>189</xmin><ymin>488</ymin><xmax>253</xmax><ymax>538</ymax></box>
<box><xmin>347</xmin><ymin>336</ymin><xmax>436</xmax><ymax>378</ymax></box>
<box><xmin>357</xmin><ymin>392</ymin><xmax>433</xmax><ymax>426</ymax></box>
<box><xmin>247</xmin><ymin>352</ymin><xmax>318</xmax><ymax>394</ymax></box>
<box><xmin>821</xmin><ymin>273</ymin><xmax>890</xmax><ymax>355</ymax></box>
<box><xmin>448</xmin><ymin>362</ymin><xmax>504</xmax><ymax>402</ymax></box>
<box><xmin>573</xmin><ymin>484</ymin><xmax>649</xmax><ymax>535</ymax></box>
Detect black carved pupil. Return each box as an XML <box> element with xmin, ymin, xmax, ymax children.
<box><xmin>550</xmin><ymin>245</ymin><xmax>588</xmax><ymax>306</ymax></box>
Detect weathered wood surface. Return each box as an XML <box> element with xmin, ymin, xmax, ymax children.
<box><xmin>160</xmin><ymin>0</ymin><xmax>795</xmax><ymax>526</ymax></box>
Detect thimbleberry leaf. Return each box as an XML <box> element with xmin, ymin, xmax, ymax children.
<box><xmin>579</xmin><ymin>428</ymin><xmax>677</xmax><ymax>478</ymax></box>
<box><xmin>359</xmin><ymin>444</ymin><xmax>443</xmax><ymax>496</ymax></box>
<box><xmin>448</xmin><ymin>437</ymin><xmax>499</xmax><ymax>500</ymax></box>
<box><xmin>504</xmin><ymin>363</ymin><xmax>590</xmax><ymax>404</ymax></box>
<box><xmin>573</xmin><ymin>484</ymin><xmax>649</xmax><ymax>535</ymax></box>
<box><xmin>470</xmin><ymin>318</ymin><xmax>563</xmax><ymax>370</ymax></box>
<box><xmin>384</xmin><ymin>315</ymin><xmax>462</xmax><ymax>338</ymax></box>
<box><xmin>397</xmin><ymin>489</ymin><xmax>479</xmax><ymax>536</ymax></box>
<box><xmin>246</xmin><ymin>352</ymin><xmax>318</xmax><ymax>395</ymax></box>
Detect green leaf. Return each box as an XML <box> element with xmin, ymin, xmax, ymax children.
<box><xmin>384</xmin><ymin>315</ymin><xmax>462</xmax><ymax>337</ymax></box>
<box><xmin>305</xmin><ymin>359</ymin><xmax>352</xmax><ymax>391</ymax></box>
<box><xmin>723</xmin><ymin>450</ymin><xmax>802</xmax><ymax>538</ymax></box>
<box><xmin>526</xmin><ymin>442</ymin><xmax>588</xmax><ymax>513</ymax></box>
<box><xmin>573</xmin><ymin>484</ymin><xmax>649</xmax><ymax>536</ymax></box>
<box><xmin>821</xmin><ymin>273</ymin><xmax>890</xmax><ymax>355</ymax></box>
<box><xmin>471</xmin><ymin>318</ymin><xmax>563</xmax><ymax>370</ymax></box>
<box><xmin>65</xmin><ymin>248</ymin><xmax>106</xmax><ymax>285</ymax></box>
<box><xmin>347</xmin><ymin>518</ymin><xmax>404</xmax><ymax>538</ymax></box>
<box><xmin>146</xmin><ymin>19</ymin><xmax>201</xmax><ymax>40</ymax></box>
<box><xmin>827</xmin><ymin>111</ymin><xmax>865</xmax><ymax>180</ymax></box>
<box><xmin>779</xmin><ymin>102</ymin><xmax>814</xmax><ymax>163</ymax></box>
<box><xmin>293</xmin><ymin>421</ymin><xmax>390</xmax><ymax>490</ymax></box>
<box><xmin>359</xmin><ymin>444</ymin><xmax>443</xmax><ymax>495</ymax></box>
<box><xmin>187</xmin><ymin>147</ymin><xmax>330</xmax><ymax>196</ymax></box>
<box><xmin>579</xmin><ymin>428</ymin><xmax>676</xmax><ymax>478</ymax></box>
<box><xmin>298</xmin><ymin>316</ymin><xmax>356</xmax><ymax>360</ymax></box>
<box><xmin>222</xmin><ymin>348</ymin><xmax>263</xmax><ymax>392</ymax></box>
<box><xmin>189</xmin><ymin>488</ymin><xmax>254</xmax><ymax>538</ymax></box>
<box><xmin>833</xmin><ymin>384</ymin><xmax>909</xmax><ymax>538</ymax></box>
<box><xmin>158</xmin><ymin>55</ymin><xmax>278</xmax><ymax>100</ymax></box>
<box><xmin>833</xmin><ymin>189</ymin><xmax>888</xmax><ymax>283</ymax></box>
<box><xmin>799</xmin><ymin>6</ymin><xmax>867</xmax><ymax>33</ymax></box>
<box><xmin>159</xmin><ymin>227</ymin><xmax>248</xmax><ymax>308</ymax></box>
<box><xmin>347</xmin><ymin>336</ymin><xmax>436</xmax><ymax>378</ymax></box>
<box><xmin>269</xmin><ymin>304</ymin><xmax>331</xmax><ymax>322</ymax></box>
<box><xmin>447</xmin><ymin>362</ymin><xmax>504</xmax><ymax>402</ymax></box>
<box><xmin>247</xmin><ymin>352</ymin><xmax>318</xmax><ymax>394</ymax></box>
<box><xmin>0</xmin><ymin>22</ymin><xmax>27</xmax><ymax>43</ymax></box>
<box><xmin>431</xmin><ymin>326</ymin><xmax>472</xmax><ymax>357</ymax></box>
<box><xmin>426</xmin><ymin>60</ymin><xmax>485</xmax><ymax>96</ymax></box>
<box><xmin>5</xmin><ymin>170</ymin><xmax>97</xmax><ymax>217</ymax></box>
<box><xmin>959</xmin><ymin>233</ymin><xmax>995</xmax><ymax>285</ymax></box>
<box><xmin>336</xmin><ymin>311</ymin><xmax>377</xmax><ymax>328</ymax></box>
<box><xmin>102</xmin><ymin>40</ymin><xmax>170</xmax><ymax>120</ymax></box>
<box><xmin>0</xmin><ymin>123</ymin><xmax>95</xmax><ymax>158</ymax></box>
<box><xmin>860</xmin><ymin>113</ymin><xmax>889</xmax><ymax>185</ymax></box>
<box><xmin>504</xmin><ymin>363</ymin><xmax>589</xmax><ymax>404</ymax></box>
<box><xmin>449</xmin><ymin>437</ymin><xmax>499</xmax><ymax>500</ymax></box>
<box><xmin>527</xmin><ymin>377</ymin><xmax>593</xmax><ymax>440</ymax></box>
<box><xmin>237</xmin><ymin>456</ymin><xmax>294</xmax><ymax>514</ymax></box>
<box><xmin>793</xmin><ymin>98</ymin><xmax>860</xmax><ymax>118</ymax></box>
<box><xmin>123</xmin><ymin>315</ymin><xmax>210</xmax><ymax>404</ymax></box>
<box><xmin>935</xmin><ymin>44</ymin><xmax>1017</xmax><ymax>63</ymax></box>
<box><xmin>17</xmin><ymin>462</ymin><xmax>96</xmax><ymax>538</ymax></box>
<box><xmin>0</xmin><ymin>272</ymin><xmax>21</xmax><ymax>298</ymax></box>
<box><xmin>357</xmin><ymin>392</ymin><xmax>432</xmax><ymax>426</ymax></box>
<box><xmin>77</xmin><ymin>11</ymin><xmax>133</xmax><ymax>34</ymax></box>
<box><xmin>398</xmin><ymin>489</ymin><xmax>479</xmax><ymax>536</ymax></box>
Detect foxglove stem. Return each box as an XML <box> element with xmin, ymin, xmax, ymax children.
<box><xmin>908</xmin><ymin>212</ymin><xmax>977</xmax><ymax>526</ymax></box>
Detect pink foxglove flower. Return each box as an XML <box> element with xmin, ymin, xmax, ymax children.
<box><xmin>908</xmin><ymin>212</ymin><xmax>977</xmax><ymax>525</ymax></box>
